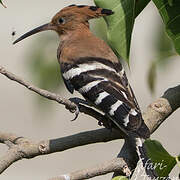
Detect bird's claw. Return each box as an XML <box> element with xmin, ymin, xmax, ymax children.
<box><xmin>69</xmin><ymin>97</ymin><xmax>87</xmax><ymax>121</ymax></box>
<box><xmin>71</xmin><ymin>105</ymin><xmax>79</xmax><ymax>121</ymax></box>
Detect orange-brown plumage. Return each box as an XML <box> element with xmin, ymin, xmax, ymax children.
<box><xmin>52</xmin><ymin>5</ymin><xmax>113</xmax><ymax>29</ymax></box>
<box><xmin>58</xmin><ymin>25</ymin><xmax>119</xmax><ymax>64</ymax></box>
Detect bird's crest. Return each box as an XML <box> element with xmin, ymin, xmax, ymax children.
<box><xmin>64</xmin><ymin>4</ymin><xmax>113</xmax><ymax>19</ymax></box>
<box><xmin>53</xmin><ymin>4</ymin><xmax>114</xmax><ymax>22</ymax></box>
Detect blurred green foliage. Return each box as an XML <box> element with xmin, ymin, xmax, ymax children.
<box><xmin>147</xmin><ymin>25</ymin><xmax>177</xmax><ymax>94</ymax></box>
<box><xmin>148</xmin><ymin>61</ymin><xmax>157</xmax><ymax>94</ymax></box>
<box><xmin>26</xmin><ymin>33</ymin><xmax>63</xmax><ymax>107</ymax></box>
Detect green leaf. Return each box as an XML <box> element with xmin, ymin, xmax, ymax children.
<box><xmin>94</xmin><ymin>0</ymin><xmax>136</xmax><ymax>64</ymax></box>
<box><xmin>112</xmin><ymin>176</ymin><xmax>128</xmax><ymax>180</ymax></box>
<box><xmin>145</xmin><ymin>139</ymin><xmax>177</xmax><ymax>177</ymax></box>
<box><xmin>0</xmin><ymin>0</ymin><xmax>7</xmax><ymax>8</ymax></box>
<box><xmin>152</xmin><ymin>0</ymin><xmax>180</xmax><ymax>55</ymax></box>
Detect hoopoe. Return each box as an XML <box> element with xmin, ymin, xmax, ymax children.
<box><xmin>13</xmin><ymin>4</ymin><xmax>157</xmax><ymax>178</ymax></box>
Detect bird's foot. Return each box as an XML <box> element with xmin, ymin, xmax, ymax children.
<box><xmin>69</xmin><ymin>97</ymin><xmax>89</xmax><ymax>105</ymax></box>
<box><xmin>69</xmin><ymin>97</ymin><xmax>89</xmax><ymax>121</ymax></box>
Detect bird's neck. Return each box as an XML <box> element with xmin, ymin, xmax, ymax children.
<box><xmin>57</xmin><ymin>23</ymin><xmax>94</xmax><ymax>61</ymax></box>
<box><xmin>59</xmin><ymin>23</ymin><xmax>91</xmax><ymax>45</ymax></box>
<box><xmin>57</xmin><ymin>23</ymin><xmax>119</xmax><ymax>64</ymax></box>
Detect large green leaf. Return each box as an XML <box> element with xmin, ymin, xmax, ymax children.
<box><xmin>94</xmin><ymin>0</ymin><xmax>136</xmax><ymax>64</ymax></box>
<box><xmin>145</xmin><ymin>139</ymin><xmax>177</xmax><ymax>177</ymax></box>
<box><xmin>152</xmin><ymin>0</ymin><xmax>180</xmax><ymax>55</ymax></box>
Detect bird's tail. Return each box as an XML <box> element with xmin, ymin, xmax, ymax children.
<box><xmin>133</xmin><ymin>136</ymin><xmax>158</xmax><ymax>179</ymax></box>
<box><xmin>133</xmin><ymin>136</ymin><xmax>172</xmax><ymax>180</ymax></box>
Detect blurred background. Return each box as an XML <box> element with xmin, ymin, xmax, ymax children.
<box><xmin>0</xmin><ymin>0</ymin><xmax>179</xmax><ymax>179</ymax></box>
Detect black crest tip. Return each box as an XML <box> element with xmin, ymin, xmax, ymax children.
<box><xmin>101</xmin><ymin>9</ymin><xmax>114</xmax><ymax>15</ymax></box>
<box><xmin>89</xmin><ymin>6</ymin><xmax>99</xmax><ymax>11</ymax></box>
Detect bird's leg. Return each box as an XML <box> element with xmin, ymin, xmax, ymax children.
<box><xmin>69</xmin><ymin>97</ymin><xmax>89</xmax><ymax>105</ymax></box>
<box><xmin>68</xmin><ymin>97</ymin><xmax>89</xmax><ymax>121</ymax></box>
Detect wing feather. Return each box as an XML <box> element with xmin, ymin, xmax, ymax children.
<box><xmin>61</xmin><ymin>57</ymin><xmax>143</xmax><ymax>131</ymax></box>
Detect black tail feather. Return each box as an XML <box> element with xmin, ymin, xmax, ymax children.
<box><xmin>134</xmin><ymin>137</ymin><xmax>158</xmax><ymax>179</ymax></box>
<box><xmin>130</xmin><ymin>136</ymin><xmax>171</xmax><ymax>180</ymax></box>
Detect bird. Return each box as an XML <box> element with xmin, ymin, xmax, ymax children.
<box><xmin>13</xmin><ymin>4</ymin><xmax>157</xmax><ymax>178</ymax></box>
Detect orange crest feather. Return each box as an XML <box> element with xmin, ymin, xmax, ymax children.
<box><xmin>58</xmin><ymin>4</ymin><xmax>114</xmax><ymax>21</ymax></box>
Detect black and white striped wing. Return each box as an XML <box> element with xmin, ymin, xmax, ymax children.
<box><xmin>61</xmin><ymin>57</ymin><xmax>142</xmax><ymax>132</ymax></box>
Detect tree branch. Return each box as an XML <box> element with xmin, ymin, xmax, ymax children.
<box><xmin>0</xmin><ymin>66</ymin><xmax>77</xmax><ymax>112</ymax></box>
<box><xmin>0</xmin><ymin>129</ymin><xmax>123</xmax><ymax>174</ymax></box>
<box><xmin>48</xmin><ymin>158</ymin><xmax>131</xmax><ymax>180</ymax></box>
<box><xmin>0</xmin><ymin>65</ymin><xmax>180</xmax><ymax>179</ymax></box>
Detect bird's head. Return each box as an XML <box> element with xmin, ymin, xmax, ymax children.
<box><xmin>13</xmin><ymin>5</ymin><xmax>114</xmax><ymax>44</ymax></box>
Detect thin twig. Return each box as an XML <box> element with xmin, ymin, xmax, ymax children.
<box><xmin>0</xmin><ymin>66</ymin><xmax>77</xmax><ymax>111</ymax></box>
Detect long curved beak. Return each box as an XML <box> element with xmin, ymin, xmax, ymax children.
<box><xmin>13</xmin><ymin>23</ymin><xmax>52</xmax><ymax>45</ymax></box>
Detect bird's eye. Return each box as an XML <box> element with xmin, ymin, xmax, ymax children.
<box><xmin>58</xmin><ymin>17</ymin><xmax>65</xmax><ymax>24</ymax></box>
